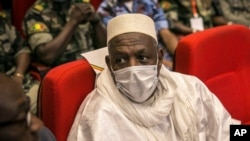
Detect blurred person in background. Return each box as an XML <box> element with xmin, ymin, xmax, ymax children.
<box><xmin>159</xmin><ymin>0</ymin><xmax>231</xmax><ymax>38</ymax></box>
<box><xmin>215</xmin><ymin>0</ymin><xmax>250</xmax><ymax>27</ymax></box>
<box><xmin>22</xmin><ymin>0</ymin><xmax>107</xmax><ymax>114</ymax></box>
<box><xmin>0</xmin><ymin>6</ymin><xmax>39</xmax><ymax>115</ymax></box>
<box><xmin>22</xmin><ymin>0</ymin><xmax>107</xmax><ymax>74</ymax></box>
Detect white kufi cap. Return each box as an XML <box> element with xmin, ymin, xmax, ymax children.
<box><xmin>107</xmin><ymin>14</ymin><xmax>157</xmax><ymax>44</ymax></box>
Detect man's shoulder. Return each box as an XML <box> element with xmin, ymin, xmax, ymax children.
<box><xmin>38</xmin><ymin>126</ymin><xmax>57</xmax><ymax>141</ymax></box>
<box><xmin>0</xmin><ymin>10</ymin><xmax>11</xmax><ymax>25</ymax></box>
<box><xmin>167</xmin><ymin>71</ymin><xmax>212</xmax><ymax>105</ymax></box>
<box><xmin>84</xmin><ymin>90</ymin><xmax>116</xmax><ymax>111</ymax></box>
<box><xmin>80</xmin><ymin>89</ymin><xmax>121</xmax><ymax>120</ymax></box>
<box><xmin>0</xmin><ymin>10</ymin><xmax>10</xmax><ymax>20</ymax></box>
<box><xmin>26</xmin><ymin>1</ymin><xmax>48</xmax><ymax>16</ymax></box>
<box><xmin>167</xmin><ymin>70</ymin><xmax>201</xmax><ymax>84</ymax></box>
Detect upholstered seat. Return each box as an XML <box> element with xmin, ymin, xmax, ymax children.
<box><xmin>38</xmin><ymin>59</ymin><xmax>96</xmax><ymax>141</ymax></box>
<box><xmin>174</xmin><ymin>25</ymin><xmax>250</xmax><ymax>124</ymax></box>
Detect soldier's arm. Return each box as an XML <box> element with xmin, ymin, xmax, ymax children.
<box><xmin>13</xmin><ymin>37</ymin><xmax>31</xmax><ymax>84</ymax></box>
<box><xmin>35</xmin><ymin>19</ymin><xmax>79</xmax><ymax>66</ymax></box>
<box><xmin>35</xmin><ymin>3</ymin><xmax>93</xmax><ymax>66</ymax></box>
<box><xmin>153</xmin><ymin>1</ymin><xmax>178</xmax><ymax>56</ymax></box>
<box><xmin>88</xmin><ymin>12</ymin><xmax>107</xmax><ymax>49</ymax></box>
<box><xmin>14</xmin><ymin>51</ymin><xmax>31</xmax><ymax>83</ymax></box>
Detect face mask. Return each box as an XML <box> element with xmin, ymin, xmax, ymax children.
<box><xmin>112</xmin><ymin>64</ymin><xmax>159</xmax><ymax>103</ymax></box>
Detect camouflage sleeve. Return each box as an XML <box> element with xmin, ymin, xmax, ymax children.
<box><xmin>1</xmin><ymin>17</ymin><xmax>30</xmax><ymax>58</ymax></box>
<box><xmin>13</xmin><ymin>28</ymin><xmax>31</xmax><ymax>58</ymax></box>
<box><xmin>22</xmin><ymin>3</ymin><xmax>53</xmax><ymax>51</ymax></box>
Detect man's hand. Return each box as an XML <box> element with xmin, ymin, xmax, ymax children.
<box><xmin>70</xmin><ymin>3</ymin><xmax>99</xmax><ymax>25</ymax></box>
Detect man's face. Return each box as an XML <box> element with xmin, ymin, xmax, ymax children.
<box><xmin>106</xmin><ymin>32</ymin><xmax>163</xmax><ymax>73</ymax></box>
<box><xmin>0</xmin><ymin>97</ymin><xmax>38</xmax><ymax>141</ymax></box>
<box><xmin>0</xmin><ymin>74</ymin><xmax>41</xmax><ymax>141</ymax></box>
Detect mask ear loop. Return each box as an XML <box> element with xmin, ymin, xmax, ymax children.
<box><xmin>156</xmin><ymin>52</ymin><xmax>159</xmax><ymax>66</ymax></box>
<box><xmin>111</xmin><ymin>66</ymin><xmax>114</xmax><ymax>72</ymax></box>
<box><xmin>154</xmin><ymin>47</ymin><xmax>160</xmax><ymax>70</ymax></box>
<box><xmin>109</xmin><ymin>59</ymin><xmax>115</xmax><ymax>72</ymax></box>
<box><xmin>26</xmin><ymin>112</ymin><xmax>31</xmax><ymax>127</ymax></box>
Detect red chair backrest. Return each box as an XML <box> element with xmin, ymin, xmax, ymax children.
<box><xmin>174</xmin><ymin>25</ymin><xmax>250</xmax><ymax>124</ymax></box>
<box><xmin>92</xmin><ymin>0</ymin><xmax>102</xmax><ymax>10</ymax></box>
<box><xmin>38</xmin><ymin>59</ymin><xmax>96</xmax><ymax>141</ymax></box>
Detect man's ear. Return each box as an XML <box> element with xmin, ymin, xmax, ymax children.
<box><xmin>157</xmin><ymin>48</ymin><xmax>164</xmax><ymax>68</ymax></box>
<box><xmin>105</xmin><ymin>55</ymin><xmax>116</xmax><ymax>81</ymax></box>
<box><xmin>105</xmin><ymin>55</ymin><xmax>111</xmax><ymax>71</ymax></box>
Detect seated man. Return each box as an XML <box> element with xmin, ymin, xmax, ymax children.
<box><xmin>159</xmin><ymin>0</ymin><xmax>194</xmax><ymax>36</ymax></box>
<box><xmin>22</xmin><ymin>0</ymin><xmax>107</xmax><ymax>75</ymax></box>
<box><xmin>159</xmin><ymin>0</ymin><xmax>231</xmax><ymax>37</ymax></box>
<box><xmin>0</xmin><ymin>73</ymin><xmax>56</xmax><ymax>141</ymax></box>
<box><xmin>215</xmin><ymin>0</ymin><xmax>250</xmax><ymax>27</ymax></box>
<box><xmin>67</xmin><ymin>13</ymin><xmax>239</xmax><ymax>141</ymax></box>
<box><xmin>0</xmin><ymin>8</ymin><xmax>38</xmax><ymax>115</ymax></box>
<box><xmin>22</xmin><ymin>0</ymin><xmax>107</xmax><ymax>114</ymax></box>
<box><xmin>97</xmin><ymin>0</ymin><xmax>178</xmax><ymax>69</ymax></box>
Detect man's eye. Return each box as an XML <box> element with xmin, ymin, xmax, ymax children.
<box><xmin>138</xmin><ymin>56</ymin><xmax>148</xmax><ymax>62</ymax></box>
<box><xmin>116</xmin><ymin>58</ymin><xmax>126</xmax><ymax>64</ymax></box>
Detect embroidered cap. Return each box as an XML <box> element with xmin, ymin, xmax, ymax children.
<box><xmin>107</xmin><ymin>13</ymin><xmax>157</xmax><ymax>44</ymax></box>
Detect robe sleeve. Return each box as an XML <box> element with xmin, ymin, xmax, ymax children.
<box><xmin>195</xmin><ymin>80</ymin><xmax>238</xmax><ymax>141</ymax></box>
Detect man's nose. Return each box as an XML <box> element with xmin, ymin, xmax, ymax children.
<box><xmin>128</xmin><ymin>58</ymin><xmax>138</xmax><ymax>67</ymax></box>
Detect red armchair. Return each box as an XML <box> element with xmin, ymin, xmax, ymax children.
<box><xmin>38</xmin><ymin>59</ymin><xmax>96</xmax><ymax>141</ymax></box>
<box><xmin>174</xmin><ymin>25</ymin><xmax>250</xmax><ymax>124</ymax></box>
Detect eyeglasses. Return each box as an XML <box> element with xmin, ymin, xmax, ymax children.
<box><xmin>0</xmin><ymin>96</ymin><xmax>31</xmax><ymax>128</ymax></box>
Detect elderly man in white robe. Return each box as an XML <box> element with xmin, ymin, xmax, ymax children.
<box><xmin>67</xmin><ymin>13</ymin><xmax>240</xmax><ymax>141</ymax></box>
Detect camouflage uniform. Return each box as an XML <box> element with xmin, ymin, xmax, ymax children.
<box><xmin>0</xmin><ymin>10</ymin><xmax>33</xmax><ymax>88</ymax></box>
<box><xmin>217</xmin><ymin>0</ymin><xmax>250</xmax><ymax>26</ymax></box>
<box><xmin>160</xmin><ymin>0</ymin><xmax>218</xmax><ymax>29</ymax></box>
<box><xmin>0</xmin><ymin>10</ymin><xmax>39</xmax><ymax>114</ymax></box>
<box><xmin>22</xmin><ymin>0</ymin><xmax>95</xmax><ymax>66</ymax></box>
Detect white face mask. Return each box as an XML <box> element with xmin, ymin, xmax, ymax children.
<box><xmin>112</xmin><ymin>64</ymin><xmax>159</xmax><ymax>103</ymax></box>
